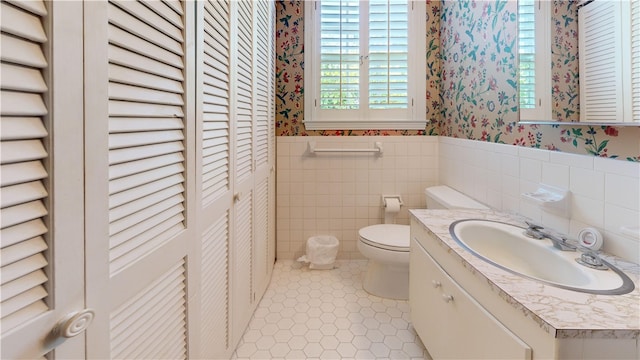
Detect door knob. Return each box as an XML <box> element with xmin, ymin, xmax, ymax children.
<box><xmin>52</xmin><ymin>309</ymin><xmax>95</xmax><ymax>339</ymax></box>
<box><xmin>442</xmin><ymin>294</ymin><xmax>454</xmax><ymax>303</ymax></box>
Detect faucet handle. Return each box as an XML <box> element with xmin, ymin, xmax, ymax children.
<box><xmin>525</xmin><ymin>221</ymin><xmax>544</xmax><ymax>230</ymax></box>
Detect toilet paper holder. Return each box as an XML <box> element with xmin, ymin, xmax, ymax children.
<box><xmin>382</xmin><ymin>195</ymin><xmax>404</xmax><ymax>208</ymax></box>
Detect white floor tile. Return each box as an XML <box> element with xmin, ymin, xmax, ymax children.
<box><xmin>232</xmin><ymin>260</ymin><xmax>428</xmax><ymax>359</ymax></box>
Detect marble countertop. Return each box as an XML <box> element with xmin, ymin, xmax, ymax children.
<box><xmin>410</xmin><ymin>209</ymin><xmax>640</xmax><ymax>339</ymax></box>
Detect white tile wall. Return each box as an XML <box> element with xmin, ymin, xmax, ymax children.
<box><xmin>277</xmin><ymin>136</ymin><xmax>639</xmax><ymax>263</ymax></box>
<box><xmin>439</xmin><ymin>137</ymin><xmax>640</xmax><ymax>264</ymax></box>
<box><xmin>277</xmin><ymin>136</ymin><xmax>439</xmax><ymax>260</ymax></box>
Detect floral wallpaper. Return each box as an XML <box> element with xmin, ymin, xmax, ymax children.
<box><xmin>275</xmin><ymin>0</ymin><xmax>640</xmax><ymax>161</ymax></box>
<box><xmin>551</xmin><ymin>1</ymin><xmax>579</xmax><ymax>122</ymax></box>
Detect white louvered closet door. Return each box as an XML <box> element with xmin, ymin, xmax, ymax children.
<box><xmin>197</xmin><ymin>0</ymin><xmax>234</xmax><ymax>358</ymax></box>
<box><xmin>252</xmin><ymin>0</ymin><xmax>275</xmax><ymax>299</ymax></box>
<box><xmin>231</xmin><ymin>0</ymin><xmax>256</xmax><ymax>346</ymax></box>
<box><xmin>83</xmin><ymin>1</ymin><xmax>195</xmax><ymax>358</ymax></box>
<box><xmin>1</xmin><ymin>1</ymin><xmax>85</xmax><ymax>358</ymax></box>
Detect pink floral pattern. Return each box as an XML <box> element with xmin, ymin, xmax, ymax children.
<box><xmin>275</xmin><ymin>0</ymin><xmax>640</xmax><ymax>161</ymax></box>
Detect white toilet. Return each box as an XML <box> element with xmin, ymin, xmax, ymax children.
<box><xmin>357</xmin><ymin>185</ymin><xmax>488</xmax><ymax>299</ymax></box>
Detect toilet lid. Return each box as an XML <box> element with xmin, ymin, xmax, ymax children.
<box><xmin>359</xmin><ymin>224</ymin><xmax>410</xmax><ymax>251</ymax></box>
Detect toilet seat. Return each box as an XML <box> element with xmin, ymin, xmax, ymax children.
<box><xmin>358</xmin><ymin>224</ymin><xmax>410</xmax><ymax>252</ymax></box>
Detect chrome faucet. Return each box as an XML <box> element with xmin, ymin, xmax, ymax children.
<box><xmin>524</xmin><ymin>222</ymin><xmax>577</xmax><ymax>251</ymax></box>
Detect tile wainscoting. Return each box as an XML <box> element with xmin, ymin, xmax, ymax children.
<box><xmin>276</xmin><ymin>136</ymin><xmax>639</xmax><ymax>264</ymax></box>
<box><xmin>276</xmin><ymin>136</ymin><xmax>439</xmax><ymax>260</ymax></box>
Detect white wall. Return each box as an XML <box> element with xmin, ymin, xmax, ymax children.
<box><xmin>276</xmin><ymin>136</ymin><xmax>439</xmax><ymax>260</ymax></box>
<box><xmin>276</xmin><ymin>136</ymin><xmax>639</xmax><ymax>264</ymax></box>
<box><xmin>440</xmin><ymin>137</ymin><xmax>640</xmax><ymax>264</ymax></box>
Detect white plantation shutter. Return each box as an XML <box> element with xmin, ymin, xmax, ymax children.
<box><xmin>107</xmin><ymin>0</ymin><xmax>186</xmax><ymax>274</ymax></box>
<box><xmin>368</xmin><ymin>0</ymin><xmax>408</xmax><ymax>109</ymax></box>
<box><xmin>110</xmin><ymin>260</ymin><xmax>187</xmax><ymax>359</ymax></box>
<box><xmin>579</xmin><ymin>0</ymin><xmax>625</xmax><ymax>122</ymax></box>
<box><xmin>201</xmin><ymin>213</ymin><xmax>230</xmax><ymax>357</ymax></box>
<box><xmin>235</xmin><ymin>0</ymin><xmax>253</xmax><ymax>182</ymax></box>
<box><xmin>320</xmin><ymin>0</ymin><xmax>360</xmax><ymax>109</ymax></box>
<box><xmin>202</xmin><ymin>0</ymin><xmax>231</xmax><ymax>204</ymax></box>
<box><xmin>518</xmin><ymin>0</ymin><xmax>536</xmax><ymax>109</ymax></box>
<box><xmin>0</xmin><ymin>0</ymin><xmax>50</xmax><ymax>332</ymax></box>
<box><xmin>305</xmin><ymin>0</ymin><xmax>425</xmax><ymax>129</ymax></box>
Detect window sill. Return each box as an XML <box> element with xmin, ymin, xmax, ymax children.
<box><xmin>302</xmin><ymin>119</ymin><xmax>428</xmax><ymax>130</ymax></box>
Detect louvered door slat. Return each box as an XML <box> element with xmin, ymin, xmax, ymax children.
<box><xmin>0</xmin><ymin>2</ymin><xmax>46</xmax><ymax>42</ymax></box>
<box><xmin>1</xmin><ymin>286</ymin><xmax>46</xmax><ymax>318</ymax></box>
<box><xmin>0</xmin><ymin>270</ymin><xmax>46</xmax><ymax>301</ymax></box>
<box><xmin>109</xmin><ymin>174</ymin><xmax>184</xmax><ymax>209</ymax></box>
<box><xmin>110</xmin><ymin>117</ymin><xmax>183</xmax><ymax>133</ymax></box>
<box><xmin>1</xmin><ymin>117</ymin><xmax>48</xmax><ymax>140</ymax></box>
<box><xmin>0</xmin><ymin>219</ymin><xmax>46</xmax><ymax>248</ymax></box>
<box><xmin>109</xmin><ymin>184</ymin><xmax>184</xmax><ymax>222</ymax></box>
<box><xmin>0</xmin><ymin>91</ymin><xmax>46</xmax><ymax>116</ymax></box>
<box><xmin>1</xmin><ymin>200</ymin><xmax>47</xmax><ymax>229</ymax></box>
<box><xmin>1</xmin><ymin>236</ymin><xmax>47</xmax><ymax>266</ymax></box>
<box><xmin>1</xmin><ymin>254</ymin><xmax>47</xmax><ymax>285</ymax></box>
<box><xmin>201</xmin><ymin>213</ymin><xmax>229</xmax><ymax>356</ymax></box>
<box><xmin>4</xmin><ymin>0</ymin><xmax>46</xmax><ymax>16</ymax></box>
<box><xmin>110</xmin><ymin>152</ymin><xmax>184</xmax><ymax>180</ymax></box>
<box><xmin>0</xmin><ymin>33</ymin><xmax>46</xmax><ymax>67</ymax></box>
<box><xmin>109</xmin><ymin>45</ymin><xmax>183</xmax><ymax>81</ymax></box>
<box><xmin>1</xmin><ymin>181</ymin><xmax>47</xmax><ymax>208</ymax></box>
<box><xmin>1</xmin><ymin>139</ymin><xmax>47</xmax><ymax>163</ymax></box>
<box><xmin>109</xmin><ymin>64</ymin><xmax>184</xmax><ymax>94</ymax></box>
<box><xmin>0</xmin><ymin>63</ymin><xmax>47</xmax><ymax>92</ymax></box>
<box><xmin>0</xmin><ymin>299</ymin><xmax>47</xmax><ymax>332</ymax></box>
<box><xmin>109</xmin><ymin>25</ymin><xmax>182</xmax><ymax>69</ymax></box>
<box><xmin>632</xmin><ymin>0</ymin><xmax>640</xmax><ymax>121</ymax></box>
<box><xmin>107</xmin><ymin>0</ymin><xmax>186</xmax><ymax>275</ymax></box>
<box><xmin>108</xmin><ymin>4</ymin><xmax>183</xmax><ymax>56</ymax></box>
<box><xmin>141</xmin><ymin>0</ymin><xmax>184</xmax><ymax>29</ymax></box>
<box><xmin>110</xmin><ymin>261</ymin><xmax>187</xmax><ymax>359</ymax></box>
<box><xmin>162</xmin><ymin>0</ymin><xmax>183</xmax><ymax>16</ymax></box>
<box><xmin>0</xmin><ymin>162</ymin><xmax>47</xmax><ymax>187</ymax></box>
<box><xmin>111</xmin><ymin>0</ymin><xmax>183</xmax><ymax>42</ymax></box>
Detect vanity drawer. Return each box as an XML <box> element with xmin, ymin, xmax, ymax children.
<box><xmin>410</xmin><ymin>237</ymin><xmax>532</xmax><ymax>359</ymax></box>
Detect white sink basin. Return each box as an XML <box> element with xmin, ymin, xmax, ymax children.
<box><xmin>449</xmin><ymin>219</ymin><xmax>634</xmax><ymax>295</ymax></box>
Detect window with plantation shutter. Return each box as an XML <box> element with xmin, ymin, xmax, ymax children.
<box><xmin>632</xmin><ymin>0</ymin><xmax>640</xmax><ymax>122</ymax></box>
<box><xmin>518</xmin><ymin>0</ymin><xmax>552</xmax><ymax>121</ymax></box>
<box><xmin>0</xmin><ymin>0</ymin><xmax>50</xmax><ymax>333</ymax></box>
<box><xmin>304</xmin><ymin>0</ymin><xmax>426</xmax><ymax>130</ymax></box>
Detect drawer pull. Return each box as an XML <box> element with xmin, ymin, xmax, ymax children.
<box><xmin>442</xmin><ymin>294</ymin><xmax>454</xmax><ymax>303</ymax></box>
<box><xmin>432</xmin><ymin>280</ymin><xmax>442</xmax><ymax>288</ymax></box>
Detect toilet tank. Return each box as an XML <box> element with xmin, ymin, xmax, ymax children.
<box><xmin>425</xmin><ymin>186</ymin><xmax>489</xmax><ymax>210</ymax></box>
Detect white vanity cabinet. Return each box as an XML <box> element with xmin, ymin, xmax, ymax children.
<box><xmin>410</xmin><ymin>237</ymin><xmax>532</xmax><ymax>359</ymax></box>
<box><xmin>409</xmin><ymin>217</ymin><xmax>640</xmax><ymax>360</ymax></box>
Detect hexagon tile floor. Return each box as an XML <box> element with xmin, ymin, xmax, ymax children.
<box><xmin>232</xmin><ymin>260</ymin><xmax>429</xmax><ymax>360</ymax></box>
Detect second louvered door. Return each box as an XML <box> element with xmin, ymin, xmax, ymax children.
<box><xmin>83</xmin><ymin>1</ymin><xmax>194</xmax><ymax>358</ymax></box>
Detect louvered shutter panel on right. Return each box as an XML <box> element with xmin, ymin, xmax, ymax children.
<box><xmin>579</xmin><ymin>0</ymin><xmax>625</xmax><ymax>122</ymax></box>
<box><xmin>0</xmin><ymin>0</ymin><xmax>50</xmax><ymax>333</ymax></box>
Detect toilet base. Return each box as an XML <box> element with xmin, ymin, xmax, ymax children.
<box><xmin>362</xmin><ymin>260</ymin><xmax>409</xmax><ymax>300</ymax></box>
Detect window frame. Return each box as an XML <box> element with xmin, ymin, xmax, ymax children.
<box><xmin>518</xmin><ymin>0</ymin><xmax>553</xmax><ymax>121</ymax></box>
<box><xmin>303</xmin><ymin>0</ymin><xmax>427</xmax><ymax>130</ymax></box>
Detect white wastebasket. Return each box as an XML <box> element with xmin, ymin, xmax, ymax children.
<box><xmin>298</xmin><ymin>235</ymin><xmax>339</xmax><ymax>269</ymax></box>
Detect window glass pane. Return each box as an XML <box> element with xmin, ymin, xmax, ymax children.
<box><xmin>368</xmin><ymin>0</ymin><xmax>408</xmax><ymax>109</ymax></box>
<box><xmin>320</xmin><ymin>0</ymin><xmax>360</xmax><ymax>109</ymax></box>
<box><xmin>518</xmin><ymin>0</ymin><xmax>536</xmax><ymax>108</ymax></box>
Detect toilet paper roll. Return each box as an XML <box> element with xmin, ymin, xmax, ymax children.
<box><xmin>577</xmin><ymin>227</ymin><xmax>603</xmax><ymax>251</ymax></box>
<box><xmin>385</xmin><ymin>198</ymin><xmax>401</xmax><ymax>213</ymax></box>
